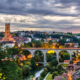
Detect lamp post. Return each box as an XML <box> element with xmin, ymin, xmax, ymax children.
<box><xmin>32</xmin><ymin>43</ymin><xmax>34</xmax><ymax>48</ymax></box>
<box><xmin>57</xmin><ymin>43</ymin><xmax>59</xmax><ymax>48</ymax></box>
<box><xmin>44</xmin><ymin>43</ymin><xmax>46</xmax><ymax>49</ymax></box>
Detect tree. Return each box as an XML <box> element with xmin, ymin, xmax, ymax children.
<box><xmin>77</xmin><ymin>78</ymin><xmax>80</xmax><ymax>80</ymax></box>
<box><xmin>21</xmin><ymin>65</ymin><xmax>31</xmax><ymax>76</ymax></box>
<box><xmin>59</xmin><ymin>71</ymin><xmax>64</xmax><ymax>75</ymax></box>
<box><xmin>34</xmin><ymin>51</ymin><xmax>44</xmax><ymax>62</ymax></box>
<box><xmin>40</xmin><ymin>77</ymin><xmax>44</xmax><ymax>80</ymax></box>
<box><xmin>2</xmin><ymin>60</ymin><xmax>22</xmax><ymax>80</ymax></box>
<box><xmin>47</xmin><ymin>53</ymin><xmax>52</xmax><ymax>62</ymax></box>
<box><xmin>63</xmin><ymin>53</ymin><xmax>70</xmax><ymax>60</ymax></box>
<box><xmin>41</xmin><ymin>43</ymin><xmax>48</xmax><ymax>48</ymax></box>
<box><xmin>0</xmin><ymin>47</ymin><xmax>22</xmax><ymax>80</ymax></box>
<box><xmin>6</xmin><ymin>46</ymin><xmax>13</xmax><ymax>58</ymax></box>
<box><xmin>40</xmin><ymin>70</ymin><xmax>47</xmax><ymax>78</ymax></box>
<box><xmin>22</xmin><ymin>50</ymin><xmax>30</xmax><ymax>58</ymax></box>
<box><xmin>51</xmin><ymin>59</ymin><xmax>58</xmax><ymax>67</ymax></box>
<box><xmin>44</xmin><ymin>68</ymin><xmax>48</xmax><ymax>72</ymax></box>
<box><xmin>24</xmin><ymin>61</ymin><xmax>31</xmax><ymax>67</ymax></box>
<box><xmin>31</xmin><ymin>58</ymin><xmax>37</xmax><ymax>70</ymax></box>
<box><xmin>41</xmin><ymin>39</ymin><xmax>44</xmax><ymax>42</ymax></box>
<box><xmin>0</xmin><ymin>33</ymin><xmax>4</xmax><ymax>37</ymax></box>
<box><xmin>77</xmin><ymin>55</ymin><xmax>80</xmax><ymax>61</ymax></box>
<box><xmin>48</xmin><ymin>40</ymin><xmax>53</xmax><ymax>48</ymax></box>
<box><xmin>59</xmin><ymin>57</ymin><xmax>63</xmax><ymax>62</ymax></box>
<box><xmin>0</xmin><ymin>49</ymin><xmax>6</xmax><ymax>69</ymax></box>
<box><xmin>12</xmin><ymin>47</ymin><xmax>20</xmax><ymax>55</ymax></box>
<box><xmin>52</xmin><ymin>71</ymin><xmax>58</xmax><ymax>79</ymax></box>
<box><xmin>45</xmin><ymin>64</ymin><xmax>51</xmax><ymax>71</ymax></box>
<box><xmin>48</xmin><ymin>40</ymin><xmax>53</xmax><ymax>45</ymax></box>
<box><xmin>50</xmin><ymin>66</ymin><xmax>56</xmax><ymax>73</ymax></box>
<box><xmin>35</xmin><ymin>41</ymin><xmax>42</xmax><ymax>47</ymax></box>
<box><xmin>58</xmin><ymin>39</ymin><xmax>66</xmax><ymax>46</ymax></box>
<box><xmin>57</xmin><ymin>65</ymin><xmax>63</xmax><ymax>70</ymax></box>
<box><xmin>15</xmin><ymin>56</ymin><xmax>20</xmax><ymax>65</ymax></box>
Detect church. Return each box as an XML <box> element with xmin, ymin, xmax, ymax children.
<box><xmin>2</xmin><ymin>23</ymin><xmax>15</xmax><ymax>42</ymax></box>
<box><xmin>1</xmin><ymin>23</ymin><xmax>15</xmax><ymax>48</ymax></box>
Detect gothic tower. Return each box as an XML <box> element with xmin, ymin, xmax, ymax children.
<box><xmin>5</xmin><ymin>23</ymin><xmax>10</xmax><ymax>39</ymax></box>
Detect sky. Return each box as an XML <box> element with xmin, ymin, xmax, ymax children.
<box><xmin>0</xmin><ymin>0</ymin><xmax>80</xmax><ymax>33</ymax></box>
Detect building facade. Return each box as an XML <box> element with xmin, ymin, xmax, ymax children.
<box><xmin>4</xmin><ymin>23</ymin><xmax>10</xmax><ymax>40</ymax></box>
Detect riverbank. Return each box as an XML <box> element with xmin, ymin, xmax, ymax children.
<box><xmin>24</xmin><ymin>66</ymin><xmax>43</xmax><ymax>80</ymax></box>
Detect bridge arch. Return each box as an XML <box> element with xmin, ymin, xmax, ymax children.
<box><xmin>59</xmin><ymin>50</ymin><xmax>70</xmax><ymax>62</ymax></box>
<box><xmin>33</xmin><ymin>50</ymin><xmax>44</xmax><ymax>62</ymax></box>
<box><xmin>46</xmin><ymin>50</ymin><xmax>57</xmax><ymax>62</ymax></box>
<box><xmin>22</xmin><ymin>50</ymin><xmax>32</xmax><ymax>60</ymax></box>
<box><xmin>72</xmin><ymin>50</ymin><xmax>79</xmax><ymax>62</ymax></box>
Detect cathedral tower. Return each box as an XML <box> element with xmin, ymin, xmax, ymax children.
<box><xmin>5</xmin><ymin>23</ymin><xmax>10</xmax><ymax>39</ymax></box>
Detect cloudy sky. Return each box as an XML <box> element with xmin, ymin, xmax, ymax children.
<box><xmin>0</xmin><ymin>0</ymin><xmax>80</xmax><ymax>33</ymax></box>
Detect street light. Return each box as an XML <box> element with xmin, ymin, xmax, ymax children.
<box><xmin>32</xmin><ymin>43</ymin><xmax>34</xmax><ymax>48</ymax></box>
<box><xmin>44</xmin><ymin>43</ymin><xmax>46</xmax><ymax>49</ymax></box>
<box><xmin>53</xmin><ymin>46</ymin><xmax>55</xmax><ymax>49</ymax></box>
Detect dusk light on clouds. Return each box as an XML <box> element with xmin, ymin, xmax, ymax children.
<box><xmin>0</xmin><ymin>0</ymin><xmax>80</xmax><ymax>33</ymax></box>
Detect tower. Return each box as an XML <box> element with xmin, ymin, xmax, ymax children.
<box><xmin>5</xmin><ymin>23</ymin><xmax>10</xmax><ymax>39</ymax></box>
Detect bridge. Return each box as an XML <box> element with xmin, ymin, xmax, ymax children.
<box><xmin>22</xmin><ymin>48</ymin><xmax>80</xmax><ymax>66</ymax></box>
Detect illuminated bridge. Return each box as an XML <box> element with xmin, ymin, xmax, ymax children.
<box><xmin>22</xmin><ymin>48</ymin><xmax>80</xmax><ymax>66</ymax></box>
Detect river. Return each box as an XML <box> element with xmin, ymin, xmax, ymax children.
<box><xmin>34</xmin><ymin>68</ymin><xmax>43</xmax><ymax>78</ymax></box>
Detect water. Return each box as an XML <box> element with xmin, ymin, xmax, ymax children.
<box><xmin>34</xmin><ymin>69</ymin><xmax>43</xmax><ymax>78</ymax></box>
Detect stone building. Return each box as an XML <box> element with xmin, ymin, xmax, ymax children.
<box><xmin>4</xmin><ymin>23</ymin><xmax>10</xmax><ymax>40</ymax></box>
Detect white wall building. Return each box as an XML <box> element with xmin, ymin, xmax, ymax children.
<box><xmin>66</xmin><ymin>38</ymin><xmax>70</xmax><ymax>42</ymax></box>
<box><xmin>52</xmin><ymin>38</ymin><xmax>59</xmax><ymax>42</ymax></box>
<box><xmin>24</xmin><ymin>37</ymin><xmax>32</xmax><ymax>43</ymax></box>
<box><xmin>34</xmin><ymin>38</ymin><xmax>41</xmax><ymax>41</ymax></box>
<box><xmin>28</xmin><ymin>34</ymin><xmax>34</xmax><ymax>38</ymax></box>
<box><xmin>2</xmin><ymin>42</ymin><xmax>15</xmax><ymax>48</ymax></box>
<box><xmin>21</xmin><ymin>32</ymin><xmax>25</xmax><ymax>37</ymax></box>
<box><xmin>77</xmin><ymin>36</ymin><xmax>80</xmax><ymax>39</ymax></box>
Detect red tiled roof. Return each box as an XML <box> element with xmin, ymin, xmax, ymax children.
<box><xmin>54</xmin><ymin>73</ymin><xmax>68</xmax><ymax>80</ymax></box>
<box><xmin>74</xmin><ymin>65</ymin><xmax>80</xmax><ymax>70</ymax></box>
<box><xmin>64</xmin><ymin>60</ymin><xmax>70</xmax><ymax>63</ymax></box>
<box><xmin>68</xmin><ymin>64</ymin><xmax>74</xmax><ymax>66</ymax></box>
<box><xmin>54</xmin><ymin>76</ymin><xmax>63</xmax><ymax>80</ymax></box>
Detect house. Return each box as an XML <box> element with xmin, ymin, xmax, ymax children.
<box><xmin>65</xmin><ymin>43</ymin><xmax>79</xmax><ymax>48</ymax></box>
<box><xmin>52</xmin><ymin>38</ymin><xmax>59</xmax><ymax>42</ymax></box>
<box><xmin>21</xmin><ymin>32</ymin><xmax>25</xmax><ymax>37</ymax></box>
<box><xmin>64</xmin><ymin>60</ymin><xmax>70</xmax><ymax>63</ymax></box>
<box><xmin>77</xmin><ymin>36</ymin><xmax>80</xmax><ymax>39</ymax></box>
<box><xmin>60</xmin><ymin>36</ymin><xmax>63</xmax><ymax>39</ymax></box>
<box><xmin>34</xmin><ymin>38</ymin><xmax>41</xmax><ymax>41</ymax></box>
<box><xmin>68</xmin><ymin>64</ymin><xmax>80</xmax><ymax>71</ymax></box>
<box><xmin>25</xmin><ymin>37</ymin><xmax>32</xmax><ymax>43</ymax></box>
<box><xmin>45</xmin><ymin>36</ymin><xmax>52</xmax><ymax>42</ymax></box>
<box><xmin>2</xmin><ymin>41</ymin><xmax>15</xmax><ymax>48</ymax></box>
<box><xmin>54</xmin><ymin>73</ymin><xmax>68</xmax><ymax>80</ymax></box>
<box><xmin>66</xmin><ymin>38</ymin><xmax>70</xmax><ymax>42</ymax></box>
<box><xmin>28</xmin><ymin>33</ymin><xmax>34</xmax><ymax>38</ymax></box>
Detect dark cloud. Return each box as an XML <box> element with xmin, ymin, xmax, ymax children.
<box><xmin>0</xmin><ymin>0</ymin><xmax>80</xmax><ymax>33</ymax></box>
<box><xmin>0</xmin><ymin>0</ymin><xmax>79</xmax><ymax>16</ymax></box>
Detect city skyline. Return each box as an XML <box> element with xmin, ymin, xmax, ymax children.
<box><xmin>0</xmin><ymin>0</ymin><xmax>80</xmax><ymax>33</ymax></box>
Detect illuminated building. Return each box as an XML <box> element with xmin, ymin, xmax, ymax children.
<box><xmin>4</xmin><ymin>23</ymin><xmax>10</xmax><ymax>40</ymax></box>
<box><xmin>2</xmin><ymin>23</ymin><xmax>15</xmax><ymax>42</ymax></box>
<box><xmin>1</xmin><ymin>23</ymin><xmax>15</xmax><ymax>48</ymax></box>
